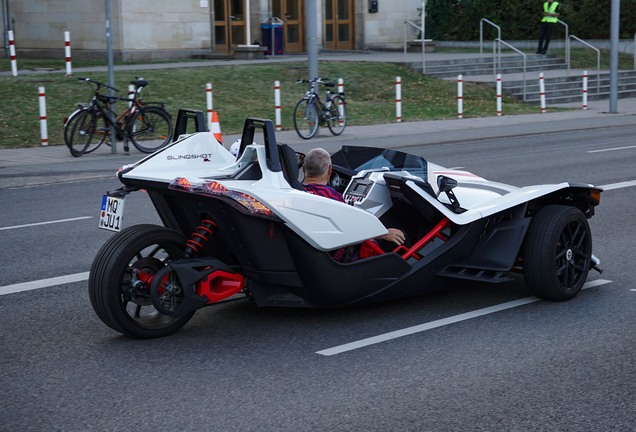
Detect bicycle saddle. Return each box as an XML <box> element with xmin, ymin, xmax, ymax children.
<box><xmin>130</xmin><ymin>79</ymin><xmax>148</xmax><ymax>87</ymax></box>
<box><xmin>324</xmin><ymin>82</ymin><xmax>336</xmax><ymax>87</ymax></box>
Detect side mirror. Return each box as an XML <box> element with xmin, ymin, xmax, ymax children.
<box><xmin>436</xmin><ymin>176</ymin><xmax>458</xmax><ymax>197</ymax></box>
<box><xmin>296</xmin><ymin>152</ymin><xmax>305</xmax><ymax>169</ymax></box>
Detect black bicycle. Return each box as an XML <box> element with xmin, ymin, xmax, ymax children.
<box><xmin>293</xmin><ymin>78</ymin><xmax>347</xmax><ymax>139</ymax></box>
<box><xmin>64</xmin><ymin>77</ymin><xmax>172</xmax><ymax>156</ymax></box>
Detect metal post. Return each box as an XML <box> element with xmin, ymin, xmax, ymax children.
<box><xmin>2</xmin><ymin>0</ymin><xmax>8</xmax><ymax>58</ymax></box>
<box><xmin>306</xmin><ymin>0</ymin><xmax>318</xmax><ymax>81</ymax></box>
<box><xmin>105</xmin><ymin>0</ymin><xmax>117</xmax><ymax>154</ymax></box>
<box><xmin>421</xmin><ymin>0</ymin><xmax>426</xmax><ymax>74</ymax></box>
<box><xmin>609</xmin><ymin>0</ymin><xmax>620</xmax><ymax>113</ymax></box>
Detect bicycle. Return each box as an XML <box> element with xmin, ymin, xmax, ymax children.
<box><xmin>64</xmin><ymin>77</ymin><xmax>172</xmax><ymax>157</ymax></box>
<box><xmin>293</xmin><ymin>78</ymin><xmax>347</xmax><ymax>140</ymax></box>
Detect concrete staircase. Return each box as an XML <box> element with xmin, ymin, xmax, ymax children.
<box><xmin>406</xmin><ymin>53</ymin><xmax>636</xmax><ymax>105</ymax></box>
<box><xmin>499</xmin><ymin>70</ymin><xmax>636</xmax><ymax>105</ymax></box>
<box><xmin>408</xmin><ymin>53</ymin><xmax>567</xmax><ymax>78</ymax></box>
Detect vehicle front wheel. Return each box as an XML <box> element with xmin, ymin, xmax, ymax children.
<box><xmin>293</xmin><ymin>98</ymin><xmax>319</xmax><ymax>139</ymax></box>
<box><xmin>523</xmin><ymin>205</ymin><xmax>592</xmax><ymax>301</ymax></box>
<box><xmin>89</xmin><ymin>224</ymin><xmax>194</xmax><ymax>338</ymax></box>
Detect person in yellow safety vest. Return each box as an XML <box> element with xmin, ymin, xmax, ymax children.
<box><xmin>537</xmin><ymin>0</ymin><xmax>561</xmax><ymax>54</ymax></box>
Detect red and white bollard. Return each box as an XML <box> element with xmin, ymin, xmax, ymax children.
<box><xmin>8</xmin><ymin>30</ymin><xmax>17</xmax><ymax>76</ymax></box>
<box><xmin>496</xmin><ymin>74</ymin><xmax>502</xmax><ymax>116</ymax></box>
<box><xmin>396</xmin><ymin>76</ymin><xmax>402</xmax><ymax>122</ymax></box>
<box><xmin>274</xmin><ymin>80</ymin><xmax>281</xmax><ymax>131</ymax></box>
<box><xmin>338</xmin><ymin>78</ymin><xmax>344</xmax><ymax>125</ymax></box>
<box><xmin>128</xmin><ymin>84</ymin><xmax>135</xmax><ymax>109</ymax></box>
<box><xmin>457</xmin><ymin>75</ymin><xmax>463</xmax><ymax>119</ymax></box>
<box><xmin>64</xmin><ymin>31</ymin><xmax>72</xmax><ymax>77</ymax></box>
<box><xmin>206</xmin><ymin>83</ymin><xmax>213</xmax><ymax>131</ymax></box>
<box><xmin>38</xmin><ymin>87</ymin><xmax>48</xmax><ymax>146</ymax></box>
<box><xmin>539</xmin><ymin>73</ymin><xmax>546</xmax><ymax>113</ymax></box>
<box><xmin>582</xmin><ymin>70</ymin><xmax>588</xmax><ymax>110</ymax></box>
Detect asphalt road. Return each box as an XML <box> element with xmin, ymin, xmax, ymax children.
<box><xmin>1</xmin><ymin>125</ymin><xmax>635</xmax><ymax>431</ymax></box>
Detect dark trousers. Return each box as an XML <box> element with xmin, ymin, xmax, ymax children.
<box><xmin>537</xmin><ymin>22</ymin><xmax>555</xmax><ymax>53</ymax></box>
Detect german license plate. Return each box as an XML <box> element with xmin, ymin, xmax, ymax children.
<box><xmin>99</xmin><ymin>195</ymin><xmax>125</xmax><ymax>232</ymax></box>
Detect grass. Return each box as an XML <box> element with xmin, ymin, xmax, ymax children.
<box><xmin>0</xmin><ymin>61</ymin><xmax>560</xmax><ymax>149</ymax></box>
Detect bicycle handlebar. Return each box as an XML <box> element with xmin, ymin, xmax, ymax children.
<box><xmin>296</xmin><ymin>77</ymin><xmax>330</xmax><ymax>84</ymax></box>
<box><xmin>77</xmin><ymin>77</ymin><xmax>119</xmax><ymax>93</ymax></box>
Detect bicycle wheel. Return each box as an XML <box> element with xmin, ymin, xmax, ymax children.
<box><xmin>327</xmin><ymin>95</ymin><xmax>347</xmax><ymax>136</ymax></box>
<box><xmin>127</xmin><ymin>106</ymin><xmax>172</xmax><ymax>153</ymax></box>
<box><xmin>83</xmin><ymin>111</ymin><xmax>110</xmax><ymax>154</ymax></box>
<box><xmin>294</xmin><ymin>98</ymin><xmax>319</xmax><ymax>139</ymax></box>
<box><xmin>68</xmin><ymin>109</ymin><xmax>97</xmax><ymax>157</ymax></box>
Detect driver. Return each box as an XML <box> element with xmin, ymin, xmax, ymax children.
<box><xmin>302</xmin><ymin>148</ymin><xmax>406</xmax><ymax>262</ymax></box>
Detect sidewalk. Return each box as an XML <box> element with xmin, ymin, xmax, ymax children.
<box><xmin>1</xmin><ymin>96</ymin><xmax>635</xmax><ymax>190</ymax></box>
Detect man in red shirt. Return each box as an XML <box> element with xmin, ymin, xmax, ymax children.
<box><xmin>302</xmin><ymin>148</ymin><xmax>406</xmax><ymax>261</ymax></box>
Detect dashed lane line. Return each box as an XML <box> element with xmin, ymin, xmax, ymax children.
<box><xmin>316</xmin><ymin>279</ymin><xmax>614</xmax><ymax>356</ymax></box>
<box><xmin>0</xmin><ymin>272</ymin><xmax>90</xmax><ymax>296</ymax></box>
<box><xmin>0</xmin><ymin>216</ymin><xmax>92</xmax><ymax>231</ymax></box>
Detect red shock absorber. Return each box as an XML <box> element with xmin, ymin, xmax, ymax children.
<box><xmin>185</xmin><ymin>218</ymin><xmax>218</xmax><ymax>256</ymax></box>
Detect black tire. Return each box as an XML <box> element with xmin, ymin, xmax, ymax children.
<box><xmin>67</xmin><ymin>109</ymin><xmax>97</xmax><ymax>157</ymax></box>
<box><xmin>326</xmin><ymin>95</ymin><xmax>347</xmax><ymax>136</ymax></box>
<box><xmin>523</xmin><ymin>205</ymin><xmax>592</xmax><ymax>301</ymax></box>
<box><xmin>294</xmin><ymin>98</ymin><xmax>319</xmax><ymax>139</ymax></box>
<box><xmin>89</xmin><ymin>224</ymin><xmax>195</xmax><ymax>338</ymax></box>
<box><xmin>83</xmin><ymin>111</ymin><xmax>110</xmax><ymax>154</ymax></box>
<box><xmin>127</xmin><ymin>106</ymin><xmax>172</xmax><ymax>153</ymax></box>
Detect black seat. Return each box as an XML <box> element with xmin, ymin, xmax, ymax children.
<box><xmin>278</xmin><ymin>144</ymin><xmax>305</xmax><ymax>191</ymax></box>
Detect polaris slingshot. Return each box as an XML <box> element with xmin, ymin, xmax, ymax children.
<box><xmin>89</xmin><ymin>110</ymin><xmax>603</xmax><ymax>338</ymax></box>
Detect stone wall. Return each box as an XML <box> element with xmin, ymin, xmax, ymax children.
<box><xmin>2</xmin><ymin>0</ymin><xmax>212</xmax><ymax>60</ymax></box>
<box><xmin>363</xmin><ymin>0</ymin><xmax>421</xmax><ymax>49</ymax></box>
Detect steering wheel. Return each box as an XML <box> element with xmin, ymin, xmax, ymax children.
<box><xmin>329</xmin><ymin>171</ymin><xmax>341</xmax><ymax>188</ymax></box>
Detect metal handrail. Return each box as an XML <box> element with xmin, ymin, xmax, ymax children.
<box><xmin>403</xmin><ymin>20</ymin><xmax>431</xmax><ymax>73</ymax></box>
<box><xmin>403</xmin><ymin>21</ymin><xmax>421</xmax><ymax>62</ymax></box>
<box><xmin>494</xmin><ymin>38</ymin><xmax>526</xmax><ymax>101</ymax></box>
<box><xmin>480</xmin><ymin>18</ymin><xmax>501</xmax><ymax>69</ymax></box>
<box><xmin>557</xmin><ymin>20</ymin><xmax>569</xmax><ymax>76</ymax></box>
<box><xmin>569</xmin><ymin>35</ymin><xmax>600</xmax><ymax>93</ymax></box>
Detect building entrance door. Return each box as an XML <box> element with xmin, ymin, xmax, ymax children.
<box><xmin>214</xmin><ymin>0</ymin><xmax>246</xmax><ymax>54</ymax></box>
<box><xmin>324</xmin><ymin>0</ymin><xmax>354</xmax><ymax>50</ymax></box>
<box><xmin>273</xmin><ymin>0</ymin><xmax>304</xmax><ymax>53</ymax></box>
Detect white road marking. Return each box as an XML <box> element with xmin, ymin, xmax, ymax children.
<box><xmin>0</xmin><ymin>272</ymin><xmax>90</xmax><ymax>296</ymax></box>
<box><xmin>587</xmin><ymin>144</ymin><xmax>636</xmax><ymax>153</ymax></box>
<box><xmin>316</xmin><ymin>279</ymin><xmax>613</xmax><ymax>356</ymax></box>
<box><xmin>631</xmin><ymin>289</ymin><xmax>636</xmax><ymax>292</ymax></box>
<box><xmin>600</xmin><ymin>180</ymin><xmax>636</xmax><ymax>191</ymax></box>
<box><xmin>0</xmin><ymin>216</ymin><xmax>92</xmax><ymax>231</ymax></box>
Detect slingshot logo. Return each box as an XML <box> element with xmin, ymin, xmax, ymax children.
<box><xmin>167</xmin><ymin>154</ymin><xmax>213</xmax><ymax>160</ymax></box>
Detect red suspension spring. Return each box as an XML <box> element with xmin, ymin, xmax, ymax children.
<box><xmin>185</xmin><ymin>219</ymin><xmax>218</xmax><ymax>255</ymax></box>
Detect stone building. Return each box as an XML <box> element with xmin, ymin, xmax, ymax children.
<box><xmin>1</xmin><ymin>0</ymin><xmax>423</xmax><ymax>60</ymax></box>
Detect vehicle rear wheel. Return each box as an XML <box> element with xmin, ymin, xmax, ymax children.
<box><xmin>89</xmin><ymin>224</ymin><xmax>194</xmax><ymax>338</ymax></box>
<box><xmin>127</xmin><ymin>107</ymin><xmax>172</xmax><ymax>153</ymax></box>
<box><xmin>523</xmin><ymin>205</ymin><xmax>592</xmax><ymax>301</ymax></box>
<box><xmin>326</xmin><ymin>95</ymin><xmax>347</xmax><ymax>136</ymax></box>
<box><xmin>293</xmin><ymin>98</ymin><xmax>319</xmax><ymax>139</ymax></box>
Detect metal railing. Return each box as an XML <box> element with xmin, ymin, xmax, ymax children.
<box><xmin>569</xmin><ymin>35</ymin><xmax>600</xmax><ymax>93</ymax></box>
<box><xmin>557</xmin><ymin>20</ymin><xmax>570</xmax><ymax>76</ymax></box>
<box><xmin>494</xmin><ymin>38</ymin><xmax>526</xmax><ymax>101</ymax></box>
<box><xmin>403</xmin><ymin>20</ymin><xmax>429</xmax><ymax>73</ymax></box>
<box><xmin>480</xmin><ymin>18</ymin><xmax>501</xmax><ymax>69</ymax></box>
